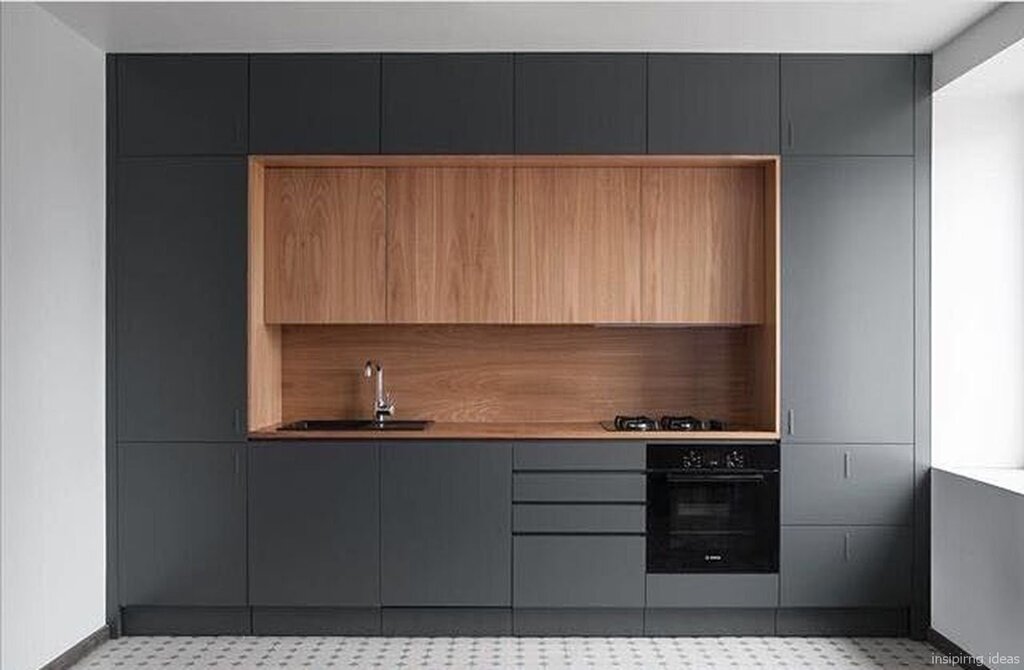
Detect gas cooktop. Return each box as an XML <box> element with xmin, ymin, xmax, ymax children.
<box><xmin>601</xmin><ymin>415</ymin><xmax>727</xmax><ymax>432</ymax></box>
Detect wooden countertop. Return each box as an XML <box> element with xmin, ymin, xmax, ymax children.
<box><xmin>250</xmin><ymin>421</ymin><xmax>780</xmax><ymax>441</ymax></box>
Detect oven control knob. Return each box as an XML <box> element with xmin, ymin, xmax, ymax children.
<box><xmin>724</xmin><ymin>450</ymin><xmax>746</xmax><ymax>469</ymax></box>
<box><xmin>681</xmin><ymin>450</ymin><xmax>704</xmax><ymax>469</ymax></box>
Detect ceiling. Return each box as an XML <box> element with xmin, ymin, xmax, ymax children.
<box><xmin>43</xmin><ymin>1</ymin><xmax>995</xmax><ymax>54</ymax></box>
<box><xmin>939</xmin><ymin>35</ymin><xmax>1024</xmax><ymax>99</ymax></box>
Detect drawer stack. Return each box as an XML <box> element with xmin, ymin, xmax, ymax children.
<box><xmin>511</xmin><ymin>442</ymin><xmax>646</xmax><ymax>635</ymax></box>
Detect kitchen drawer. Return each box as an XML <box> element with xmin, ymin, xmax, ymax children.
<box><xmin>514</xmin><ymin>535</ymin><xmax>645</xmax><ymax>607</ymax></box>
<box><xmin>513</xmin><ymin>473</ymin><xmax>645</xmax><ymax>503</ymax></box>
<box><xmin>780</xmin><ymin>526</ymin><xmax>911</xmax><ymax>607</ymax></box>
<box><xmin>782</xmin><ymin>444</ymin><xmax>913</xmax><ymax>525</ymax></box>
<box><xmin>645</xmin><ymin>574</ymin><xmax>779</xmax><ymax>608</ymax></box>
<box><xmin>514</xmin><ymin>442</ymin><xmax>644</xmax><ymax>471</ymax></box>
<box><xmin>513</xmin><ymin>504</ymin><xmax>644</xmax><ymax>534</ymax></box>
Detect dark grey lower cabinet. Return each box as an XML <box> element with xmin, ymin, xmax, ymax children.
<box><xmin>249</xmin><ymin>442</ymin><xmax>380</xmax><ymax>609</ymax></box>
<box><xmin>381</xmin><ymin>442</ymin><xmax>512</xmax><ymax>606</ymax></box>
<box><xmin>514</xmin><ymin>535</ymin><xmax>645</xmax><ymax>608</ymax></box>
<box><xmin>119</xmin><ymin>443</ymin><xmax>246</xmax><ymax>607</ymax></box>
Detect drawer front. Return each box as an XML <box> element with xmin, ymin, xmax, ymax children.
<box><xmin>780</xmin><ymin>526</ymin><xmax>911</xmax><ymax>607</ymax></box>
<box><xmin>514</xmin><ymin>535</ymin><xmax>645</xmax><ymax>607</ymax></box>
<box><xmin>645</xmin><ymin>574</ymin><xmax>779</xmax><ymax>608</ymax></box>
<box><xmin>513</xmin><ymin>473</ymin><xmax>646</xmax><ymax>503</ymax></box>
<box><xmin>514</xmin><ymin>442</ymin><xmax>644</xmax><ymax>471</ymax></box>
<box><xmin>513</xmin><ymin>504</ymin><xmax>644</xmax><ymax>534</ymax></box>
<box><xmin>782</xmin><ymin>444</ymin><xmax>913</xmax><ymax>525</ymax></box>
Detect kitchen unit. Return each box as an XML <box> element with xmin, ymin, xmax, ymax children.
<box><xmin>109</xmin><ymin>52</ymin><xmax>928</xmax><ymax>638</ymax></box>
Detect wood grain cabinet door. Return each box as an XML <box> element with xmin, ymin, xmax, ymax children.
<box><xmin>264</xmin><ymin>168</ymin><xmax>386</xmax><ymax>323</ymax></box>
<box><xmin>514</xmin><ymin>167</ymin><xmax>641</xmax><ymax>323</ymax></box>
<box><xmin>386</xmin><ymin>168</ymin><xmax>514</xmax><ymax>323</ymax></box>
<box><xmin>641</xmin><ymin>167</ymin><xmax>766</xmax><ymax>323</ymax></box>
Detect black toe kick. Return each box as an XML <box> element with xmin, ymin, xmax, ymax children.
<box><xmin>515</xmin><ymin>608</ymin><xmax>644</xmax><ymax>636</ymax></box>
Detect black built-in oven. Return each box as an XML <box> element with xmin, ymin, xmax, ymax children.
<box><xmin>647</xmin><ymin>443</ymin><xmax>779</xmax><ymax>573</ymax></box>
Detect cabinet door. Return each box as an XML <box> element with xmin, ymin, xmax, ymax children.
<box><xmin>381</xmin><ymin>442</ymin><xmax>511</xmax><ymax>606</ymax></box>
<box><xmin>382</xmin><ymin>54</ymin><xmax>514</xmax><ymax>154</ymax></box>
<box><xmin>514</xmin><ymin>168</ymin><xmax>641</xmax><ymax>323</ymax></box>
<box><xmin>386</xmin><ymin>167</ymin><xmax>513</xmax><ymax>323</ymax></box>
<box><xmin>648</xmin><ymin>54</ymin><xmax>780</xmax><ymax>154</ymax></box>
<box><xmin>250</xmin><ymin>54</ymin><xmax>380</xmax><ymax>154</ymax></box>
<box><xmin>781</xmin><ymin>158</ymin><xmax>913</xmax><ymax>443</ymax></box>
<box><xmin>782</xmin><ymin>444</ymin><xmax>914</xmax><ymax>526</ymax></box>
<box><xmin>780</xmin><ymin>526</ymin><xmax>911</xmax><ymax>607</ymax></box>
<box><xmin>515</xmin><ymin>54</ymin><xmax>646</xmax><ymax>154</ymax></box>
<box><xmin>249</xmin><ymin>442</ymin><xmax>380</xmax><ymax>606</ymax></box>
<box><xmin>264</xmin><ymin>167</ymin><xmax>386</xmax><ymax>323</ymax></box>
<box><xmin>781</xmin><ymin>55</ymin><xmax>913</xmax><ymax>156</ymax></box>
<box><xmin>118</xmin><ymin>55</ymin><xmax>247</xmax><ymax>156</ymax></box>
<box><xmin>514</xmin><ymin>536</ymin><xmax>645</xmax><ymax>607</ymax></box>
<box><xmin>119</xmin><ymin>443</ymin><xmax>246</xmax><ymax>606</ymax></box>
<box><xmin>641</xmin><ymin>167</ymin><xmax>766</xmax><ymax>323</ymax></box>
<box><xmin>116</xmin><ymin>158</ymin><xmax>246</xmax><ymax>442</ymax></box>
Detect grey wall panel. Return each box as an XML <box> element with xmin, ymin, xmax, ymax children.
<box><xmin>513</xmin><ymin>441</ymin><xmax>644</xmax><ymax>471</ymax></box>
<box><xmin>513</xmin><ymin>535</ymin><xmax>645</xmax><ymax>608</ymax></box>
<box><xmin>646</xmin><ymin>574</ymin><xmax>779</xmax><ymax>608</ymax></box>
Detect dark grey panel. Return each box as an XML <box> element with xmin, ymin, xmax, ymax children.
<box><xmin>648</xmin><ymin>54</ymin><xmax>780</xmax><ymax>154</ymax></box>
<box><xmin>776</xmin><ymin>608</ymin><xmax>909</xmax><ymax>636</ymax></box>
<box><xmin>513</xmin><ymin>535</ymin><xmax>644</xmax><ymax>607</ymax></box>
<box><xmin>780</xmin><ymin>526</ymin><xmax>911</xmax><ymax>607</ymax></box>
<box><xmin>118</xmin><ymin>55</ymin><xmax>247</xmax><ymax>156</ymax></box>
<box><xmin>382</xmin><ymin>608</ymin><xmax>512</xmax><ymax>636</ymax></box>
<box><xmin>782</xmin><ymin>444</ymin><xmax>914</xmax><ymax>525</ymax></box>
<box><xmin>513</xmin><ymin>473</ymin><xmax>645</xmax><ymax>502</ymax></box>
<box><xmin>513</xmin><ymin>504</ymin><xmax>644</xmax><ymax>534</ymax></box>
<box><xmin>121</xmin><ymin>607</ymin><xmax>250</xmax><ymax>635</ymax></box>
<box><xmin>249</xmin><ymin>442</ymin><xmax>380</xmax><ymax>606</ymax></box>
<box><xmin>515</xmin><ymin>54</ymin><xmax>646</xmax><ymax>153</ymax></box>
<box><xmin>119</xmin><ymin>443</ymin><xmax>246</xmax><ymax>606</ymax></box>
<box><xmin>115</xmin><ymin>158</ymin><xmax>246</xmax><ymax>442</ymax></box>
<box><xmin>781</xmin><ymin>157</ymin><xmax>914</xmax><ymax>444</ymax></box>
<box><xmin>382</xmin><ymin>53</ymin><xmax>514</xmax><ymax>153</ymax></box>
<box><xmin>249</xmin><ymin>54</ymin><xmax>380</xmax><ymax>154</ymax></box>
<box><xmin>645</xmin><ymin>574</ymin><xmax>779</xmax><ymax>608</ymax></box>
<box><xmin>644</xmin><ymin>608</ymin><xmax>776</xmax><ymax>636</ymax></box>
<box><xmin>513</xmin><ymin>441</ymin><xmax>644</xmax><ymax>471</ymax></box>
<box><xmin>781</xmin><ymin>55</ymin><xmax>914</xmax><ymax>156</ymax></box>
<box><xmin>381</xmin><ymin>442</ymin><xmax>511</xmax><ymax>606</ymax></box>
<box><xmin>251</xmin><ymin>608</ymin><xmax>381</xmax><ymax>635</ymax></box>
<box><xmin>513</xmin><ymin>608</ymin><xmax>644</xmax><ymax>636</ymax></box>
<box><xmin>106</xmin><ymin>54</ymin><xmax>121</xmax><ymax>632</ymax></box>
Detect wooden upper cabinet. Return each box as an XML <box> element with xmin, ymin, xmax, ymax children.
<box><xmin>514</xmin><ymin>168</ymin><xmax>641</xmax><ymax>323</ymax></box>
<box><xmin>642</xmin><ymin>167</ymin><xmax>765</xmax><ymax>324</ymax></box>
<box><xmin>264</xmin><ymin>168</ymin><xmax>386</xmax><ymax>323</ymax></box>
<box><xmin>387</xmin><ymin>168</ymin><xmax>514</xmax><ymax>323</ymax></box>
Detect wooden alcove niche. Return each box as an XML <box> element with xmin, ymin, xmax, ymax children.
<box><xmin>249</xmin><ymin>155</ymin><xmax>780</xmax><ymax>437</ymax></box>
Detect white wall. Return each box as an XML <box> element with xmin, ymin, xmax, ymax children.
<box><xmin>931</xmin><ymin>59</ymin><xmax>1024</xmax><ymax>469</ymax></box>
<box><xmin>1</xmin><ymin>4</ymin><xmax>107</xmax><ymax>669</ymax></box>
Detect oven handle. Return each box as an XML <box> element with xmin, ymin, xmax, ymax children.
<box><xmin>663</xmin><ymin>472</ymin><xmax>768</xmax><ymax>483</ymax></box>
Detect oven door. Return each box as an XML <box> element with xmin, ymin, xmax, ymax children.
<box><xmin>646</xmin><ymin>470</ymin><xmax>779</xmax><ymax>573</ymax></box>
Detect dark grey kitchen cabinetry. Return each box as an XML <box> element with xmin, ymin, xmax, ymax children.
<box><xmin>780</xmin><ymin>526</ymin><xmax>911</xmax><ymax>607</ymax></box>
<box><xmin>515</xmin><ymin>54</ymin><xmax>646</xmax><ymax>153</ymax></box>
<box><xmin>115</xmin><ymin>158</ymin><xmax>246</xmax><ymax>442</ymax></box>
<box><xmin>781</xmin><ymin>55</ymin><xmax>914</xmax><ymax>156</ymax></box>
<box><xmin>249</xmin><ymin>442</ymin><xmax>380</xmax><ymax>606</ymax></box>
<box><xmin>514</xmin><ymin>535</ymin><xmax>645</xmax><ymax>608</ymax></box>
<box><xmin>382</xmin><ymin>53</ymin><xmax>513</xmax><ymax>153</ymax></box>
<box><xmin>648</xmin><ymin>54</ymin><xmax>780</xmax><ymax>154</ymax></box>
<box><xmin>381</xmin><ymin>442</ymin><xmax>512</xmax><ymax>606</ymax></box>
<box><xmin>118</xmin><ymin>55</ymin><xmax>248</xmax><ymax>156</ymax></box>
<box><xmin>781</xmin><ymin>157</ymin><xmax>913</xmax><ymax>444</ymax></box>
<box><xmin>119</xmin><ymin>443</ymin><xmax>246</xmax><ymax>606</ymax></box>
<box><xmin>249</xmin><ymin>54</ymin><xmax>381</xmax><ymax>154</ymax></box>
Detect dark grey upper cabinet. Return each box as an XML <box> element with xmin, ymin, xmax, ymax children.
<box><xmin>781</xmin><ymin>55</ymin><xmax>914</xmax><ymax>156</ymax></box>
<box><xmin>648</xmin><ymin>54</ymin><xmax>780</xmax><ymax>154</ymax></box>
<box><xmin>116</xmin><ymin>158</ymin><xmax>246</xmax><ymax>442</ymax></box>
<box><xmin>515</xmin><ymin>54</ymin><xmax>646</xmax><ymax>153</ymax></box>
<box><xmin>118</xmin><ymin>55</ymin><xmax>248</xmax><ymax>156</ymax></box>
<box><xmin>119</xmin><ymin>443</ymin><xmax>246</xmax><ymax>606</ymax></box>
<box><xmin>249</xmin><ymin>442</ymin><xmax>380</xmax><ymax>606</ymax></box>
<box><xmin>250</xmin><ymin>54</ymin><xmax>381</xmax><ymax>154</ymax></box>
<box><xmin>381</xmin><ymin>442</ymin><xmax>511</xmax><ymax>606</ymax></box>
<box><xmin>382</xmin><ymin>54</ymin><xmax>513</xmax><ymax>153</ymax></box>
<box><xmin>781</xmin><ymin>157</ymin><xmax>913</xmax><ymax>444</ymax></box>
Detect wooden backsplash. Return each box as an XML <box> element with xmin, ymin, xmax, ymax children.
<box><xmin>281</xmin><ymin>325</ymin><xmax>765</xmax><ymax>427</ymax></box>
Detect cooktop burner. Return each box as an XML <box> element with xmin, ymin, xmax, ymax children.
<box><xmin>603</xmin><ymin>415</ymin><xmax>727</xmax><ymax>432</ymax></box>
<box><xmin>612</xmin><ymin>415</ymin><xmax>659</xmax><ymax>431</ymax></box>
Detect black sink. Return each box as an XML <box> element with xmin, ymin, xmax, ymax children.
<box><xmin>278</xmin><ymin>419</ymin><xmax>433</xmax><ymax>432</ymax></box>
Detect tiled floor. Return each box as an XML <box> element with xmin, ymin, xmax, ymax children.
<box><xmin>74</xmin><ymin>636</ymin><xmax>944</xmax><ymax>669</ymax></box>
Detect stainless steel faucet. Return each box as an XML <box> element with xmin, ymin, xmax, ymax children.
<box><xmin>363</xmin><ymin>360</ymin><xmax>394</xmax><ymax>423</ymax></box>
